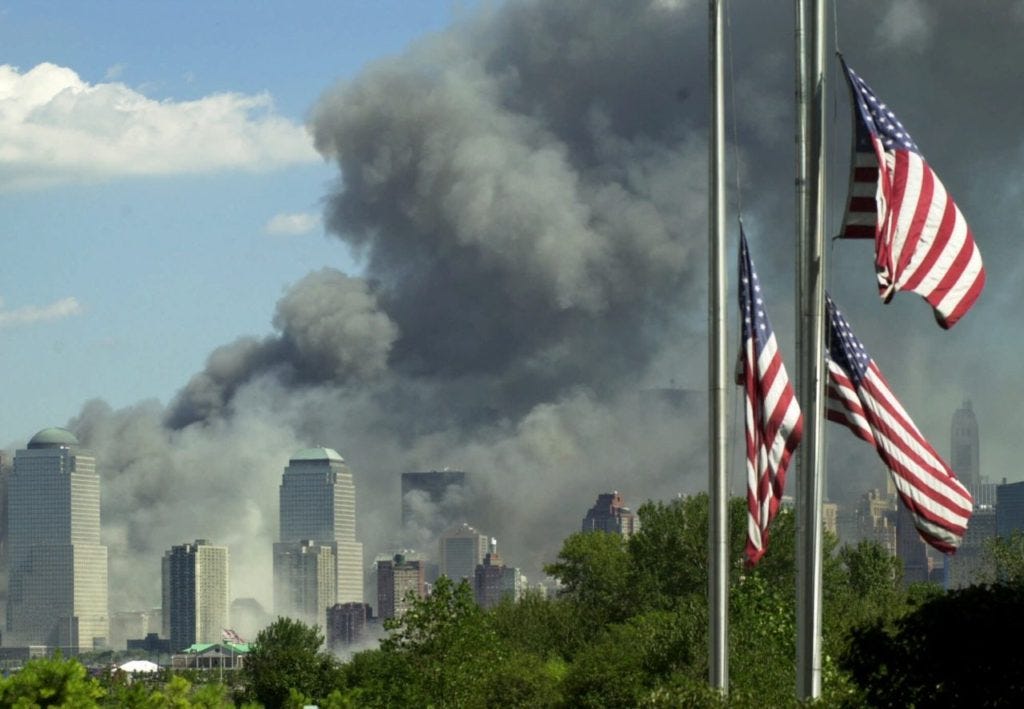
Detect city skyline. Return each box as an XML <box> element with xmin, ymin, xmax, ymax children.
<box><xmin>2</xmin><ymin>2</ymin><xmax>1016</xmax><ymax>622</ymax></box>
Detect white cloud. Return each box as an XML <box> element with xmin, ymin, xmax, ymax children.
<box><xmin>264</xmin><ymin>211</ymin><xmax>321</xmax><ymax>236</ymax></box>
<box><xmin>0</xmin><ymin>296</ymin><xmax>83</xmax><ymax>328</ymax></box>
<box><xmin>0</xmin><ymin>62</ymin><xmax>319</xmax><ymax>191</ymax></box>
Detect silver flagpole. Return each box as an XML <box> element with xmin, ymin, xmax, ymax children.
<box><xmin>795</xmin><ymin>0</ymin><xmax>827</xmax><ymax>701</ymax></box>
<box><xmin>707</xmin><ymin>0</ymin><xmax>729</xmax><ymax>695</ymax></box>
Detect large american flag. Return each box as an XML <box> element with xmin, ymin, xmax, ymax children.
<box><xmin>738</xmin><ymin>231</ymin><xmax>803</xmax><ymax>566</ymax></box>
<box><xmin>824</xmin><ymin>294</ymin><xmax>973</xmax><ymax>552</ymax></box>
<box><xmin>838</xmin><ymin>60</ymin><xmax>985</xmax><ymax>330</ymax></box>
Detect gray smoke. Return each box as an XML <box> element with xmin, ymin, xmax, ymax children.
<box><xmin>44</xmin><ymin>0</ymin><xmax>1022</xmax><ymax>617</ymax></box>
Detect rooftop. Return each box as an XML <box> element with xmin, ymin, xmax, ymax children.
<box><xmin>27</xmin><ymin>427</ymin><xmax>79</xmax><ymax>449</ymax></box>
<box><xmin>290</xmin><ymin>447</ymin><xmax>344</xmax><ymax>463</ymax></box>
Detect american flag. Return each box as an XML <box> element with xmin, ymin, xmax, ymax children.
<box><xmin>738</xmin><ymin>231</ymin><xmax>803</xmax><ymax>566</ymax></box>
<box><xmin>824</xmin><ymin>294</ymin><xmax>973</xmax><ymax>552</ymax></box>
<box><xmin>222</xmin><ymin>628</ymin><xmax>245</xmax><ymax>644</ymax></box>
<box><xmin>838</xmin><ymin>59</ymin><xmax>985</xmax><ymax>330</ymax></box>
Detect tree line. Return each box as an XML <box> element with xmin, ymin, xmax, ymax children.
<box><xmin>5</xmin><ymin>494</ymin><xmax>1024</xmax><ymax>707</ymax></box>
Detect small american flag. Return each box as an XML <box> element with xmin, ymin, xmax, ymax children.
<box><xmin>738</xmin><ymin>230</ymin><xmax>803</xmax><ymax>566</ymax></box>
<box><xmin>222</xmin><ymin>628</ymin><xmax>244</xmax><ymax>643</ymax></box>
<box><xmin>825</xmin><ymin>294</ymin><xmax>973</xmax><ymax>552</ymax></box>
<box><xmin>838</xmin><ymin>59</ymin><xmax>985</xmax><ymax>329</ymax></box>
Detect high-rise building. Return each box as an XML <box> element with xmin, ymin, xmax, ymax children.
<box><xmin>895</xmin><ymin>502</ymin><xmax>929</xmax><ymax>586</ymax></box>
<box><xmin>951</xmin><ymin>400</ymin><xmax>981</xmax><ymax>495</ymax></box>
<box><xmin>400</xmin><ymin>470</ymin><xmax>468</xmax><ymax>527</ymax></box>
<box><xmin>996</xmin><ymin>480</ymin><xmax>1024</xmax><ymax>538</ymax></box>
<box><xmin>272</xmin><ymin>540</ymin><xmax>335</xmax><ymax>629</ymax></box>
<box><xmin>377</xmin><ymin>554</ymin><xmax>425</xmax><ymax>620</ymax></box>
<box><xmin>6</xmin><ymin>428</ymin><xmax>109</xmax><ymax>651</ymax></box>
<box><xmin>277</xmin><ymin>448</ymin><xmax>363</xmax><ymax>611</ymax></box>
<box><xmin>327</xmin><ymin>602</ymin><xmax>372</xmax><ymax>649</ymax></box>
<box><xmin>582</xmin><ymin>491</ymin><xmax>639</xmax><ymax>538</ymax></box>
<box><xmin>439</xmin><ymin>523</ymin><xmax>488</xmax><ymax>583</ymax></box>
<box><xmin>162</xmin><ymin>539</ymin><xmax>229</xmax><ymax>652</ymax></box>
<box><xmin>473</xmin><ymin>540</ymin><xmax>526</xmax><ymax>610</ymax></box>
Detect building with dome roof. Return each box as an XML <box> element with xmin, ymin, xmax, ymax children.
<box><xmin>273</xmin><ymin>447</ymin><xmax>363</xmax><ymax>624</ymax></box>
<box><xmin>6</xmin><ymin>427</ymin><xmax>109</xmax><ymax>651</ymax></box>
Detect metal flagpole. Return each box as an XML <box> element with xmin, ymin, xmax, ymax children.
<box><xmin>707</xmin><ymin>0</ymin><xmax>729</xmax><ymax>695</ymax></box>
<box><xmin>795</xmin><ymin>0</ymin><xmax>827</xmax><ymax>701</ymax></box>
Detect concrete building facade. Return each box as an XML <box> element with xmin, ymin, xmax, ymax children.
<box><xmin>162</xmin><ymin>540</ymin><xmax>229</xmax><ymax>652</ymax></box>
<box><xmin>377</xmin><ymin>554</ymin><xmax>425</xmax><ymax>620</ymax></box>
<box><xmin>582</xmin><ymin>491</ymin><xmax>639</xmax><ymax>538</ymax></box>
<box><xmin>6</xmin><ymin>428</ymin><xmax>109</xmax><ymax>652</ymax></box>
<box><xmin>272</xmin><ymin>540</ymin><xmax>336</xmax><ymax>629</ymax></box>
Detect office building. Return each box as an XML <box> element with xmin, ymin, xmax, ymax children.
<box><xmin>996</xmin><ymin>480</ymin><xmax>1024</xmax><ymax>538</ymax></box>
<box><xmin>377</xmin><ymin>554</ymin><xmax>425</xmax><ymax>620</ymax></box>
<box><xmin>6</xmin><ymin>428</ymin><xmax>109</xmax><ymax>651</ymax></box>
<box><xmin>439</xmin><ymin>523</ymin><xmax>488</xmax><ymax>583</ymax></box>
<box><xmin>327</xmin><ymin>602</ymin><xmax>372</xmax><ymax>649</ymax></box>
<box><xmin>473</xmin><ymin>540</ymin><xmax>526</xmax><ymax>610</ymax></box>
<box><xmin>582</xmin><ymin>491</ymin><xmax>639</xmax><ymax>538</ymax></box>
<box><xmin>162</xmin><ymin>540</ymin><xmax>229</xmax><ymax>652</ymax></box>
<box><xmin>272</xmin><ymin>540</ymin><xmax>335</xmax><ymax>629</ymax></box>
<box><xmin>951</xmin><ymin>401</ymin><xmax>981</xmax><ymax>496</ymax></box>
<box><xmin>895</xmin><ymin>502</ymin><xmax>929</xmax><ymax>586</ymax></box>
<box><xmin>945</xmin><ymin>508</ymin><xmax>996</xmax><ymax>589</ymax></box>
<box><xmin>277</xmin><ymin>447</ymin><xmax>363</xmax><ymax>608</ymax></box>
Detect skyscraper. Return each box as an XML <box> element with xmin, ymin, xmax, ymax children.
<box><xmin>439</xmin><ymin>523</ymin><xmax>488</xmax><ymax>583</ymax></box>
<box><xmin>272</xmin><ymin>540</ymin><xmax>335</xmax><ymax>629</ymax></box>
<box><xmin>376</xmin><ymin>553</ymin><xmax>425</xmax><ymax>620</ymax></box>
<box><xmin>582</xmin><ymin>491</ymin><xmax>639</xmax><ymax>538</ymax></box>
<box><xmin>162</xmin><ymin>539</ymin><xmax>229</xmax><ymax>652</ymax></box>
<box><xmin>276</xmin><ymin>448</ymin><xmax>363</xmax><ymax>614</ymax></box>
<box><xmin>951</xmin><ymin>400</ymin><xmax>981</xmax><ymax>495</ymax></box>
<box><xmin>6</xmin><ymin>428</ymin><xmax>109</xmax><ymax>651</ymax></box>
<box><xmin>473</xmin><ymin>539</ymin><xmax>525</xmax><ymax>610</ymax></box>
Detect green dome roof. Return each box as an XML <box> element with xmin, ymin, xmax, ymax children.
<box><xmin>27</xmin><ymin>427</ymin><xmax>79</xmax><ymax>449</ymax></box>
<box><xmin>290</xmin><ymin>447</ymin><xmax>344</xmax><ymax>463</ymax></box>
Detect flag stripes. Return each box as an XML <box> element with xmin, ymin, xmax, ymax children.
<box><xmin>839</xmin><ymin>59</ymin><xmax>985</xmax><ymax>329</ymax></box>
<box><xmin>825</xmin><ymin>295</ymin><xmax>972</xmax><ymax>553</ymax></box>
<box><xmin>739</xmin><ymin>231</ymin><xmax>803</xmax><ymax>565</ymax></box>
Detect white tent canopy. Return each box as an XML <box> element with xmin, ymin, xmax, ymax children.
<box><xmin>118</xmin><ymin>659</ymin><xmax>160</xmax><ymax>674</ymax></box>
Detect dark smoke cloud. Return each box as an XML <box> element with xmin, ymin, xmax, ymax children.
<box><xmin>45</xmin><ymin>0</ymin><xmax>1022</xmax><ymax>619</ymax></box>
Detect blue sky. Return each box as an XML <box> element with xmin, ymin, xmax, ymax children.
<box><xmin>0</xmin><ymin>1</ymin><xmax>466</xmax><ymax>444</ymax></box>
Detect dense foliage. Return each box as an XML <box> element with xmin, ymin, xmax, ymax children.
<box><xmin>4</xmin><ymin>495</ymin><xmax>1022</xmax><ymax>707</ymax></box>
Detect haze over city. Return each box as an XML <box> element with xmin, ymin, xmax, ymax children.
<box><xmin>1</xmin><ymin>0</ymin><xmax>1017</xmax><ymax>624</ymax></box>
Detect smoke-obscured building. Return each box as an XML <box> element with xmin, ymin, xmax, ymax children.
<box><xmin>327</xmin><ymin>602</ymin><xmax>372</xmax><ymax>649</ymax></box>
<box><xmin>273</xmin><ymin>540</ymin><xmax>335</xmax><ymax>629</ymax></box>
<box><xmin>277</xmin><ymin>448</ymin><xmax>363</xmax><ymax>607</ymax></box>
<box><xmin>162</xmin><ymin>539</ymin><xmax>229</xmax><ymax>652</ymax></box>
<box><xmin>582</xmin><ymin>491</ymin><xmax>638</xmax><ymax>538</ymax></box>
<box><xmin>473</xmin><ymin>540</ymin><xmax>526</xmax><ymax>610</ymax></box>
<box><xmin>439</xmin><ymin>523</ymin><xmax>488</xmax><ymax>583</ymax></box>
<box><xmin>951</xmin><ymin>400</ymin><xmax>981</xmax><ymax>496</ymax></box>
<box><xmin>377</xmin><ymin>554</ymin><xmax>425</xmax><ymax>620</ymax></box>
<box><xmin>6</xmin><ymin>428</ymin><xmax>109</xmax><ymax>651</ymax></box>
<box><xmin>895</xmin><ymin>501</ymin><xmax>929</xmax><ymax>586</ymax></box>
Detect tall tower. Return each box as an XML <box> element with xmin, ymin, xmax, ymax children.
<box><xmin>951</xmin><ymin>400</ymin><xmax>980</xmax><ymax>495</ymax></box>
<box><xmin>162</xmin><ymin>539</ymin><xmax>229</xmax><ymax>651</ymax></box>
<box><xmin>276</xmin><ymin>448</ymin><xmax>363</xmax><ymax>613</ymax></box>
<box><xmin>6</xmin><ymin>427</ymin><xmax>109</xmax><ymax>651</ymax></box>
<box><xmin>582</xmin><ymin>491</ymin><xmax>639</xmax><ymax>538</ymax></box>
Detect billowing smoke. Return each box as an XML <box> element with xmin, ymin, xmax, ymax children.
<box><xmin>43</xmin><ymin>0</ymin><xmax>1021</xmax><ymax>624</ymax></box>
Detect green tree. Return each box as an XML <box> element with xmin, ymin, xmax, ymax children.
<box><xmin>544</xmin><ymin>530</ymin><xmax>633</xmax><ymax>625</ymax></box>
<box><xmin>0</xmin><ymin>655</ymin><xmax>106</xmax><ymax>708</ymax></box>
<box><xmin>842</xmin><ymin>583</ymin><xmax>1024</xmax><ymax>706</ymax></box>
<box><xmin>984</xmin><ymin>530</ymin><xmax>1024</xmax><ymax>585</ymax></box>
<box><xmin>239</xmin><ymin>617</ymin><xmax>341</xmax><ymax>709</ymax></box>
